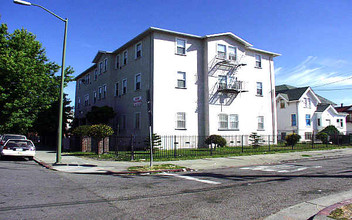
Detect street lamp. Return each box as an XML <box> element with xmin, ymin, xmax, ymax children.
<box><xmin>14</xmin><ymin>0</ymin><xmax>68</xmax><ymax>163</ymax></box>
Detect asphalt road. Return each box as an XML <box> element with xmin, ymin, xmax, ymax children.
<box><xmin>1</xmin><ymin>155</ymin><xmax>352</xmax><ymax>220</ymax></box>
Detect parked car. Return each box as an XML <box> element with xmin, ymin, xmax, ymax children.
<box><xmin>0</xmin><ymin>139</ymin><xmax>36</xmax><ymax>160</ymax></box>
<box><xmin>0</xmin><ymin>134</ymin><xmax>27</xmax><ymax>147</ymax></box>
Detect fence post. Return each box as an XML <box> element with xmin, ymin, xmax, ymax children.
<box><xmin>210</xmin><ymin>144</ymin><xmax>213</xmax><ymax>156</ymax></box>
<box><xmin>312</xmin><ymin>132</ymin><xmax>315</xmax><ymax>149</ymax></box>
<box><xmin>130</xmin><ymin>135</ymin><xmax>134</xmax><ymax>161</ymax></box>
<box><xmin>268</xmin><ymin>135</ymin><xmax>271</xmax><ymax>151</ymax></box>
<box><xmin>174</xmin><ymin>135</ymin><xmax>177</xmax><ymax>158</ymax></box>
<box><xmin>241</xmin><ymin>135</ymin><xmax>244</xmax><ymax>153</ymax></box>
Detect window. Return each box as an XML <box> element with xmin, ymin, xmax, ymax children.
<box><xmin>135</xmin><ymin>74</ymin><xmax>141</xmax><ymax>91</ymax></box>
<box><xmin>258</xmin><ymin>116</ymin><xmax>264</xmax><ymax>130</ymax></box>
<box><xmin>104</xmin><ymin>58</ymin><xmax>108</xmax><ymax>72</ymax></box>
<box><xmin>115</xmin><ymin>82</ymin><xmax>119</xmax><ymax>96</ymax></box>
<box><xmin>103</xmin><ymin>85</ymin><xmax>107</xmax><ymax>99</ymax></box>
<box><xmin>177</xmin><ymin>71</ymin><xmax>186</xmax><ymax>88</ymax></box>
<box><xmin>291</xmin><ymin>114</ymin><xmax>297</xmax><ymax>126</ymax></box>
<box><xmin>120</xmin><ymin>115</ymin><xmax>126</xmax><ymax>130</ymax></box>
<box><xmin>317</xmin><ymin>118</ymin><xmax>321</xmax><ymax>126</ymax></box>
<box><xmin>98</xmin><ymin>87</ymin><xmax>102</xmax><ymax>100</ymax></box>
<box><xmin>257</xmin><ymin>82</ymin><xmax>263</xmax><ymax>96</ymax></box>
<box><xmin>306</xmin><ymin>114</ymin><xmax>311</xmax><ymax>126</ymax></box>
<box><xmin>305</xmin><ymin>132</ymin><xmax>312</xmax><ymax>140</ymax></box>
<box><xmin>122</xmin><ymin>79</ymin><xmax>127</xmax><ymax>94</ymax></box>
<box><xmin>94</xmin><ymin>69</ymin><xmax>98</xmax><ymax>80</ymax></box>
<box><xmin>326</xmin><ymin>119</ymin><xmax>331</xmax><ymax>125</ymax></box>
<box><xmin>176</xmin><ymin>38</ymin><xmax>186</xmax><ymax>55</ymax></box>
<box><xmin>255</xmin><ymin>54</ymin><xmax>262</xmax><ymax>68</ymax></box>
<box><xmin>217</xmin><ymin>44</ymin><xmax>226</xmax><ymax>59</ymax></box>
<box><xmin>280</xmin><ymin>99</ymin><xmax>286</xmax><ymax>108</ymax></box>
<box><xmin>115</xmin><ymin>55</ymin><xmax>120</xmax><ymax>69</ymax></box>
<box><xmin>84</xmin><ymin>94</ymin><xmax>89</xmax><ymax>106</ymax></box>
<box><xmin>134</xmin><ymin>112</ymin><xmax>141</xmax><ymax>129</ymax></box>
<box><xmin>135</xmin><ymin>42</ymin><xmax>142</xmax><ymax>58</ymax></box>
<box><xmin>99</xmin><ymin>62</ymin><xmax>103</xmax><ymax>74</ymax></box>
<box><xmin>228</xmin><ymin>46</ymin><xmax>237</xmax><ymax>61</ymax></box>
<box><xmin>78</xmin><ymin>80</ymin><xmax>82</xmax><ymax>89</ymax></box>
<box><xmin>229</xmin><ymin>114</ymin><xmax>239</xmax><ymax>129</ymax></box>
<box><xmin>337</xmin><ymin>119</ymin><xmax>344</xmax><ymax>128</ymax></box>
<box><xmin>218</xmin><ymin>114</ymin><xmax>228</xmax><ymax>129</ymax></box>
<box><xmin>93</xmin><ymin>91</ymin><xmax>97</xmax><ymax>104</ymax></box>
<box><xmin>218</xmin><ymin>75</ymin><xmax>227</xmax><ymax>90</ymax></box>
<box><xmin>176</xmin><ymin>112</ymin><xmax>186</xmax><ymax>129</ymax></box>
<box><xmin>123</xmin><ymin>50</ymin><xmax>128</xmax><ymax>65</ymax></box>
<box><xmin>304</xmin><ymin>98</ymin><xmax>308</xmax><ymax>108</ymax></box>
<box><xmin>85</xmin><ymin>74</ymin><xmax>90</xmax><ymax>84</ymax></box>
<box><xmin>308</xmin><ymin>98</ymin><xmax>311</xmax><ymax>108</ymax></box>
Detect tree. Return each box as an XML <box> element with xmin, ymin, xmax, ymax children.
<box><xmin>145</xmin><ymin>133</ymin><xmax>162</xmax><ymax>150</ymax></box>
<box><xmin>88</xmin><ymin>124</ymin><xmax>114</xmax><ymax>155</ymax></box>
<box><xmin>0</xmin><ymin>22</ymin><xmax>73</xmax><ymax>134</ymax></box>
<box><xmin>319</xmin><ymin>125</ymin><xmax>339</xmax><ymax>136</ymax></box>
<box><xmin>249</xmin><ymin>132</ymin><xmax>262</xmax><ymax>148</ymax></box>
<box><xmin>86</xmin><ymin>106</ymin><xmax>115</xmax><ymax>125</ymax></box>
<box><xmin>205</xmin><ymin>135</ymin><xmax>227</xmax><ymax>149</ymax></box>
<box><xmin>285</xmin><ymin>133</ymin><xmax>301</xmax><ymax>147</ymax></box>
<box><xmin>316</xmin><ymin>132</ymin><xmax>328</xmax><ymax>144</ymax></box>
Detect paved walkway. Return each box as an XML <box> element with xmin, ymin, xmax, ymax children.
<box><xmin>34</xmin><ymin>148</ymin><xmax>352</xmax><ymax>219</ymax></box>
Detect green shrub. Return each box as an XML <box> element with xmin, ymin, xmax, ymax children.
<box><xmin>316</xmin><ymin>132</ymin><xmax>328</xmax><ymax>144</ymax></box>
<box><xmin>205</xmin><ymin>135</ymin><xmax>227</xmax><ymax>149</ymax></box>
<box><xmin>319</xmin><ymin>125</ymin><xmax>339</xmax><ymax>136</ymax></box>
<box><xmin>145</xmin><ymin>133</ymin><xmax>162</xmax><ymax>150</ymax></box>
<box><xmin>249</xmin><ymin>132</ymin><xmax>262</xmax><ymax>148</ymax></box>
<box><xmin>72</xmin><ymin>125</ymin><xmax>91</xmax><ymax>137</ymax></box>
<box><xmin>285</xmin><ymin>133</ymin><xmax>301</xmax><ymax>146</ymax></box>
<box><xmin>87</xmin><ymin>124</ymin><xmax>114</xmax><ymax>139</ymax></box>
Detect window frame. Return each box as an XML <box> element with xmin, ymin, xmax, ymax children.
<box><xmin>229</xmin><ymin>114</ymin><xmax>239</xmax><ymax>130</ymax></box>
<box><xmin>176</xmin><ymin>38</ymin><xmax>186</xmax><ymax>55</ymax></box>
<box><xmin>228</xmin><ymin>46</ymin><xmax>237</xmax><ymax>61</ymax></box>
<box><xmin>135</xmin><ymin>42</ymin><xmax>142</xmax><ymax>59</ymax></box>
<box><xmin>256</xmin><ymin>82</ymin><xmax>263</xmax><ymax>96</ymax></box>
<box><xmin>135</xmin><ymin>73</ymin><xmax>141</xmax><ymax>91</ymax></box>
<box><xmin>114</xmin><ymin>82</ymin><xmax>119</xmax><ymax>97</ymax></box>
<box><xmin>258</xmin><ymin>116</ymin><xmax>264</xmax><ymax>131</ymax></box>
<box><xmin>255</xmin><ymin>54</ymin><xmax>262</xmax><ymax>68</ymax></box>
<box><xmin>115</xmin><ymin>54</ymin><xmax>120</xmax><ymax>69</ymax></box>
<box><xmin>98</xmin><ymin>87</ymin><xmax>102</xmax><ymax>100</ymax></box>
<box><xmin>123</xmin><ymin>50</ymin><xmax>128</xmax><ymax>65</ymax></box>
<box><xmin>176</xmin><ymin>112</ymin><xmax>186</xmax><ymax>130</ymax></box>
<box><xmin>93</xmin><ymin>91</ymin><xmax>97</xmax><ymax>104</ymax></box>
<box><xmin>291</xmin><ymin>114</ymin><xmax>297</xmax><ymax>126</ymax></box>
<box><xmin>102</xmin><ymin>84</ymin><xmax>107</xmax><ymax>99</ymax></box>
<box><xmin>306</xmin><ymin>114</ymin><xmax>311</xmax><ymax>126</ymax></box>
<box><xmin>122</xmin><ymin>79</ymin><xmax>127</xmax><ymax>95</ymax></box>
<box><xmin>99</xmin><ymin>62</ymin><xmax>103</xmax><ymax>74</ymax></box>
<box><xmin>84</xmin><ymin>94</ymin><xmax>89</xmax><ymax>106</ymax></box>
<box><xmin>280</xmin><ymin>99</ymin><xmax>286</xmax><ymax>109</ymax></box>
<box><xmin>217</xmin><ymin>44</ymin><xmax>227</xmax><ymax>59</ymax></box>
<box><xmin>104</xmin><ymin>58</ymin><xmax>108</xmax><ymax>72</ymax></box>
<box><xmin>176</xmin><ymin>71</ymin><xmax>186</xmax><ymax>89</ymax></box>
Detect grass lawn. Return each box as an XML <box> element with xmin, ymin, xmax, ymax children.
<box><xmin>65</xmin><ymin>144</ymin><xmax>351</xmax><ymax>162</ymax></box>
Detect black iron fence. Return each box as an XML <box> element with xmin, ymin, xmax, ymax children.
<box><xmin>104</xmin><ymin>134</ymin><xmax>352</xmax><ymax>161</ymax></box>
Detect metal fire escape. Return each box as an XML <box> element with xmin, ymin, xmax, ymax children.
<box><xmin>209</xmin><ymin>54</ymin><xmax>248</xmax><ymax>106</ymax></box>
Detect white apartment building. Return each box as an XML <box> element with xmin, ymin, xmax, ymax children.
<box><xmin>75</xmin><ymin>27</ymin><xmax>280</xmax><ymax>147</ymax></box>
<box><xmin>276</xmin><ymin>85</ymin><xmax>347</xmax><ymax>141</ymax></box>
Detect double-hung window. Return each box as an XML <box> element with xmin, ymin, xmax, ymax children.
<box><xmin>94</xmin><ymin>69</ymin><xmax>98</xmax><ymax>80</ymax></box>
<box><xmin>258</xmin><ymin>116</ymin><xmax>264</xmax><ymax>130</ymax></box>
<box><xmin>291</xmin><ymin>114</ymin><xmax>297</xmax><ymax>126</ymax></box>
<box><xmin>257</xmin><ymin>82</ymin><xmax>263</xmax><ymax>96</ymax></box>
<box><xmin>104</xmin><ymin>58</ymin><xmax>108</xmax><ymax>72</ymax></box>
<box><xmin>177</xmin><ymin>71</ymin><xmax>186</xmax><ymax>88</ymax></box>
<box><xmin>255</xmin><ymin>54</ymin><xmax>262</xmax><ymax>68</ymax></box>
<box><xmin>123</xmin><ymin>51</ymin><xmax>128</xmax><ymax>65</ymax></box>
<box><xmin>122</xmin><ymin>79</ymin><xmax>127</xmax><ymax>94</ymax></box>
<box><xmin>98</xmin><ymin>87</ymin><xmax>102</xmax><ymax>100</ymax></box>
<box><xmin>228</xmin><ymin>46</ymin><xmax>237</xmax><ymax>61</ymax></box>
<box><xmin>99</xmin><ymin>62</ymin><xmax>103</xmax><ymax>74</ymax></box>
<box><xmin>135</xmin><ymin>43</ymin><xmax>142</xmax><ymax>58</ymax></box>
<box><xmin>218</xmin><ymin>114</ymin><xmax>228</xmax><ymax>129</ymax></box>
<box><xmin>176</xmin><ymin>112</ymin><xmax>186</xmax><ymax>129</ymax></box>
<box><xmin>84</xmin><ymin>94</ymin><xmax>89</xmax><ymax>106</ymax></box>
<box><xmin>93</xmin><ymin>91</ymin><xmax>97</xmax><ymax>104</ymax></box>
<box><xmin>306</xmin><ymin>114</ymin><xmax>311</xmax><ymax>126</ymax></box>
<box><xmin>134</xmin><ymin>112</ymin><xmax>141</xmax><ymax>129</ymax></box>
<box><xmin>85</xmin><ymin>74</ymin><xmax>90</xmax><ymax>84</ymax></box>
<box><xmin>135</xmin><ymin>74</ymin><xmax>141</xmax><ymax>91</ymax></box>
<box><xmin>217</xmin><ymin>44</ymin><xmax>226</xmax><ymax>59</ymax></box>
<box><xmin>280</xmin><ymin>99</ymin><xmax>286</xmax><ymax>108</ymax></box>
<box><xmin>115</xmin><ymin>55</ymin><xmax>120</xmax><ymax>69</ymax></box>
<box><xmin>229</xmin><ymin>114</ymin><xmax>239</xmax><ymax>129</ymax></box>
<box><xmin>102</xmin><ymin>85</ymin><xmax>107</xmax><ymax>99</ymax></box>
<box><xmin>218</xmin><ymin>75</ymin><xmax>227</xmax><ymax>90</ymax></box>
<box><xmin>176</xmin><ymin>38</ymin><xmax>186</xmax><ymax>55</ymax></box>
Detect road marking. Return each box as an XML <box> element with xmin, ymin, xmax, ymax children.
<box><xmin>240</xmin><ymin>164</ymin><xmax>322</xmax><ymax>173</ymax></box>
<box><xmin>161</xmin><ymin>173</ymin><xmax>221</xmax><ymax>185</ymax></box>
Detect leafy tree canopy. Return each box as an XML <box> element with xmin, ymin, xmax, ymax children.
<box><xmin>0</xmin><ymin>22</ymin><xmax>73</xmax><ymax>134</ymax></box>
<box><xmin>86</xmin><ymin>106</ymin><xmax>115</xmax><ymax>125</ymax></box>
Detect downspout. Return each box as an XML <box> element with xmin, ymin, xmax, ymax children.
<box><xmin>150</xmin><ymin>32</ymin><xmax>154</xmax><ymax>136</ymax></box>
<box><xmin>296</xmin><ymin>101</ymin><xmax>299</xmax><ymax>134</ymax></box>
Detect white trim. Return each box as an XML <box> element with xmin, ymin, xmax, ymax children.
<box><xmin>135</xmin><ymin>42</ymin><xmax>142</xmax><ymax>59</ymax></box>
<box><xmin>175</xmin><ymin>37</ymin><xmax>187</xmax><ymax>55</ymax></box>
<box><xmin>135</xmin><ymin>73</ymin><xmax>141</xmax><ymax>91</ymax></box>
<box><xmin>115</xmin><ymin>54</ymin><xmax>120</xmax><ymax>69</ymax></box>
<box><xmin>123</xmin><ymin>50</ymin><xmax>128</xmax><ymax>65</ymax></box>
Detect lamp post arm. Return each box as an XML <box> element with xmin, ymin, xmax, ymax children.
<box><xmin>31</xmin><ymin>3</ymin><xmax>66</xmax><ymax>22</ymax></box>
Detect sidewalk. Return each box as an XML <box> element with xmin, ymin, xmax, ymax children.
<box><xmin>34</xmin><ymin>148</ymin><xmax>352</xmax><ymax>219</ymax></box>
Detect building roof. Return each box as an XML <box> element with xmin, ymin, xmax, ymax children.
<box><xmin>275</xmin><ymin>84</ymin><xmax>335</xmax><ymax>104</ymax></box>
<box><xmin>75</xmin><ymin>64</ymin><xmax>96</xmax><ymax>80</ymax></box>
<box><xmin>316</xmin><ymin>103</ymin><xmax>331</xmax><ymax>112</ymax></box>
<box><xmin>335</xmin><ymin>105</ymin><xmax>352</xmax><ymax>113</ymax></box>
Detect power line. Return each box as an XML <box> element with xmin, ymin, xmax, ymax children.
<box><xmin>312</xmin><ymin>75</ymin><xmax>352</xmax><ymax>88</ymax></box>
<box><xmin>314</xmin><ymin>87</ymin><xmax>352</xmax><ymax>91</ymax></box>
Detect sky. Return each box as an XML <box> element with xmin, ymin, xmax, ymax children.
<box><xmin>1</xmin><ymin>0</ymin><xmax>352</xmax><ymax>107</ymax></box>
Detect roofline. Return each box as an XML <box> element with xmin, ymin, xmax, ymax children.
<box><xmin>302</xmin><ymin>87</ymin><xmax>321</xmax><ymax>103</ymax></box>
<box><xmin>75</xmin><ymin>64</ymin><xmax>96</xmax><ymax>80</ymax></box>
<box><xmin>204</xmin><ymin>32</ymin><xmax>253</xmax><ymax>47</ymax></box>
<box><xmin>92</xmin><ymin>50</ymin><xmax>113</xmax><ymax>63</ymax></box>
<box><xmin>248</xmin><ymin>47</ymin><xmax>281</xmax><ymax>57</ymax></box>
<box><xmin>275</xmin><ymin>93</ymin><xmax>289</xmax><ymax>102</ymax></box>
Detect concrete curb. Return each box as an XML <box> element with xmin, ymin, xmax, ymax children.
<box><xmin>313</xmin><ymin>198</ymin><xmax>352</xmax><ymax>219</ymax></box>
<box><xmin>33</xmin><ymin>157</ymin><xmax>55</xmax><ymax>171</ymax></box>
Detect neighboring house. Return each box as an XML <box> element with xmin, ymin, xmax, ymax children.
<box><xmin>75</xmin><ymin>27</ymin><xmax>280</xmax><ymax>147</ymax></box>
<box><xmin>276</xmin><ymin>85</ymin><xmax>347</xmax><ymax>141</ymax></box>
<box><xmin>335</xmin><ymin>104</ymin><xmax>352</xmax><ymax>134</ymax></box>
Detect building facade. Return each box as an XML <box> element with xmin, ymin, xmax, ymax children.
<box><xmin>276</xmin><ymin>85</ymin><xmax>347</xmax><ymax>141</ymax></box>
<box><xmin>335</xmin><ymin>104</ymin><xmax>352</xmax><ymax>134</ymax></box>
<box><xmin>75</xmin><ymin>27</ymin><xmax>280</xmax><ymax>147</ymax></box>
